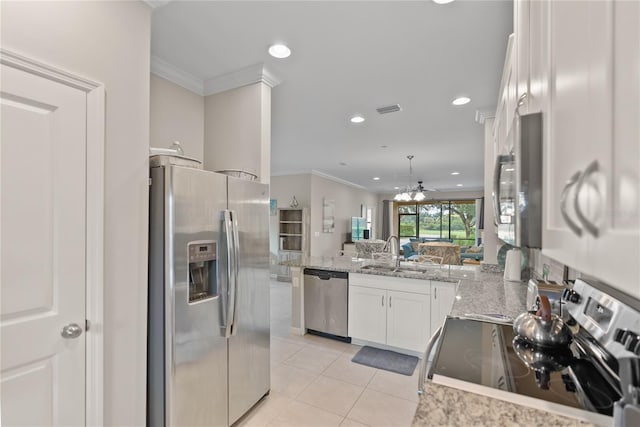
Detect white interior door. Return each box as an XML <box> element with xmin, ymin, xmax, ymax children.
<box><xmin>1</xmin><ymin>62</ymin><xmax>88</xmax><ymax>425</ymax></box>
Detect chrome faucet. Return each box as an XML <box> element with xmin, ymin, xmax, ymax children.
<box><xmin>384</xmin><ymin>235</ymin><xmax>401</xmax><ymax>269</ymax></box>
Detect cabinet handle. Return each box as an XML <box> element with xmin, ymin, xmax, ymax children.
<box><xmin>573</xmin><ymin>160</ymin><xmax>601</xmax><ymax>238</ymax></box>
<box><xmin>389</xmin><ymin>296</ymin><xmax>392</xmax><ymax>308</ymax></box>
<box><xmin>560</xmin><ymin>171</ymin><xmax>584</xmax><ymax>237</ymax></box>
<box><xmin>381</xmin><ymin>295</ymin><xmax>384</xmax><ymax>307</ymax></box>
<box><xmin>516</xmin><ymin>92</ymin><xmax>528</xmax><ymax>116</ymax></box>
<box><xmin>434</xmin><ymin>287</ymin><xmax>437</xmax><ymax>300</ymax></box>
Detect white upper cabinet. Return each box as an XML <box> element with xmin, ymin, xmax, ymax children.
<box><xmin>590</xmin><ymin>0</ymin><xmax>640</xmax><ymax>298</ymax></box>
<box><xmin>493</xmin><ymin>35</ymin><xmax>516</xmax><ymax>156</ymax></box>
<box><xmin>543</xmin><ymin>0</ymin><xmax>597</xmax><ymax>272</ymax></box>
<box><xmin>540</xmin><ymin>0</ymin><xmax>640</xmax><ymax>298</ymax></box>
<box><xmin>515</xmin><ymin>0</ymin><xmax>549</xmax><ymax>115</ymax></box>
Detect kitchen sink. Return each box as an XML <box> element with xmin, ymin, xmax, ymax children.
<box><xmin>359</xmin><ymin>264</ymin><xmax>431</xmax><ymax>275</ymax></box>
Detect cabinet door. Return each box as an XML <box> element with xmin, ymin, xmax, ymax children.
<box><xmin>430</xmin><ymin>282</ymin><xmax>457</xmax><ymax>337</ymax></box>
<box><xmin>527</xmin><ymin>0</ymin><xmax>549</xmax><ymax>114</ymax></box>
<box><xmin>514</xmin><ymin>0</ymin><xmax>530</xmax><ymax>114</ymax></box>
<box><xmin>386</xmin><ymin>290</ymin><xmax>430</xmax><ymax>353</ymax></box>
<box><xmin>591</xmin><ymin>0</ymin><xmax>640</xmax><ymax>298</ymax></box>
<box><xmin>494</xmin><ymin>35</ymin><xmax>515</xmax><ymax>157</ymax></box>
<box><xmin>543</xmin><ymin>0</ymin><xmax>595</xmax><ymax>271</ymax></box>
<box><xmin>348</xmin><ymin>285</ymin><xmax>386</xmax><ymax>345</ymax></box>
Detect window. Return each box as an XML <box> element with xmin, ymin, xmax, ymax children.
<box><xmin>398</xmin><ymin>204</ymin><xmax>418</xmax><ymax>240</ymax></box>
<box><xmin>397</xmin><ymin>200</ymin><xmax>478</xmax><ymax>246</ymax></box>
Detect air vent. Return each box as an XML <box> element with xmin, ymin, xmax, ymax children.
<box><xmin>376</xmin><ymin>104</ymin><xmax>402</xmax><ymax>115</ymax></box>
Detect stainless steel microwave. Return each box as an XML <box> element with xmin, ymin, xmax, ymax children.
<box><xmin>492</xmin><ymin>112</ymin><xmax>542</xmax><ymax>248</ymax></box>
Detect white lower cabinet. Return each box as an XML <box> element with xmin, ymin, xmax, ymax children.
<box><xmin>429</xmin><ymin>281</ymin><xmax>457</xmax><ymax>337</ymax></box>
<box><xmin>386</xmin><ymin>290</ymin><xmax>430</xmax><ymax>352</ymax></box>
<box><xmin>348</xmin><ymin>273</ymin><xmax>452</xmax><ymax>354</ymax></box>
<box><xmin>348</xmin><ymin>285</ymin><xmax>387</xmax><ymax>344</ymax></box>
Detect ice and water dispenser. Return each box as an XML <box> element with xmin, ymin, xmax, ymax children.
<box><xmin>188</xmin><ymin>241</ymin><xmax>218</xmax><ymax>303</ymax></box>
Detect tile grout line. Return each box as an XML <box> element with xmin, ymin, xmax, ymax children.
<box><xmin>294</xmin><ymin>374</ymin><xmax>366</xmax><ymax>422</ymax></box>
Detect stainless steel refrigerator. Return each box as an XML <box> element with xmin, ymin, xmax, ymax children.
<box><xmin>148</xmin><ymin>156</ymin><xmax>270</xmax><ymax>426</ymax></box>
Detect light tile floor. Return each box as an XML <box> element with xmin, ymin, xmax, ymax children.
<box><xmin>235</xmin><ymin>279</ymin><xmax>419</xmax><ymax>427</ymax></box>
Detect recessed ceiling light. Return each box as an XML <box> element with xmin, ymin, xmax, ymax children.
<box><xmin>350</xmin><ymin>115</ymin><xmax>365</xmax><ymax>124</ymax></box>
<box><xmin>457</xmin><ymin>184</ymin><xmax>464</xmax><ymax>187</ymax></box>
<box><xmin>394</xmin><ymin>187</ymin><xmax>400</xmax><ymax>190</ymax></box>
<box><xmin>268</xmin><ymin>44</ymin><xmax>291</xmax><ymax>59</ymax></box>
<box><xmin>451</xmin><ymin>171</ymin><xmax>460</xmax><ymax>175</ymax></box>
<box><xmin>380</xmin><ymin>145</ymin><xmax>388</xmax><ymax>149</ymax></box>
<box><xmin>373</xmin><ymin>177</ymin><xmax>380</xmax><ymax>181</ymax></box>
<box><xmin>433</xmin><ymin>0</ymin><xmax>455</xmax><ymax>4</ymax></box>
<box><xmin>452</xmin><ymin>96</ymin><xmax>471</xmax><ymax>106</ymax></box>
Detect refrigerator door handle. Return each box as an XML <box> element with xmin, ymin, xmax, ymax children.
<box><xmin>222</xmin><ymin>210</ymin><xmax>236</xmax><ymax>338</ymax></box>
<box><xmin>230</xmin><ymin>210</ymin><xmax>240</xmax><ymax>336</ymax></box>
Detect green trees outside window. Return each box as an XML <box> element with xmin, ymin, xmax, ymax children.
<box><xmin>398</xmin><ymin>200</ymin><xmax>477</xmax><ymax>246</ymax></box>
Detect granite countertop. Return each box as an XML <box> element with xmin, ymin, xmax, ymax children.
<box><xmin>283</xmin><ymin>255</ymin><xmax>485</xmax><ymax>284</ymax></box>
<box><xmin>413</xmin><ymin>382</ymin><xmax>595</xmax><ymax>427</ymax></box>
<box><xmin>287</xmin><ymin>256</ymin><xmax>596</xmax><ymax>424</ymax></box>
<box><xmin>413</xmin><ymin>275</ymin><xmax>597</xmax><ymax>427</ymax></box>
<box><xmin>448</xmin><ymin>271</ymin><xmax>529</xmax><ymax>321</ymax></box>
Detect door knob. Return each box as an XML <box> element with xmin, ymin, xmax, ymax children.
<box><xmin>61</xmin><ymin>323</ymin><xmax>83</xmax><ymax>339</ymax></box>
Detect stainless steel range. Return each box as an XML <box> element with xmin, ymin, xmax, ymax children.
<box><xmin>421</xmin><ymin>278</ymin><xmax>640</xmax><ymax>425</ymax></box>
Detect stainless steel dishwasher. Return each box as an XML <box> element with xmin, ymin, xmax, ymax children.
<box><xmin>303</xmin><ymin>268</ymin><xmax>350</xmax><ymax>341</ymax></box>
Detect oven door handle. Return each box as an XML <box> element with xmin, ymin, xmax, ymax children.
<box><xmin>418</xmin><ymin>325</ymin><xmax>443</xmax><ymax>395</ymax></box>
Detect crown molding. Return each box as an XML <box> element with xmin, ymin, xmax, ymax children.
<box><xmin>271</xmin><ymin>169</ymin><xmax>368</xmax><ymax>191</ymax></box>
<box><xmin>151</xmin><ymin>55</ymin><xmax>204</xmax><ymax>95</ymax></box>
<box><xmin>204</xmin><ymin>63</ymin><xmax>282</xmax><ymax>96</ymax></box>
<box><xmin>143</xmin><ymin>0</ymin><xmax>172</xmax><ymax>9</ymax></box>
<box><xmin>475</xmin><ymin>109</ymin><xmax>495</xmax><ymax>124</ymax></box>
<box><xmin>311</xmin><ymin>170</ymin><xmax>368</xmax><ymax>191</ymax></box>
<box><xmin>271</xmin><ymin>169</ymin><xmax>312</xmax><ymax>177</ymax></box>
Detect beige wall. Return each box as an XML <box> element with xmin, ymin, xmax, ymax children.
<box><xmin>309</xmin><ymin>174</ymin><xmax>379</xmax><ymax>257</ymax></box>
<box><xmin>204</xmin><ymin>83</ymin><xmax>271</xmax><ymax>183</ymax></box>
<box><xmin>269</xmin><ymin>174</ymin><xmax>312</xmax><ymax>259</ymax></box>
<box><xmin>1</xmin><ymin>1</ymin><xmax>150</xmax><ymax>425</ymax></box>
<box><xmin>270</xmin><ymin>174</ymin><xmax>312</xmax><ymax>208</ymax></box>
<box><xmin>150</xmin><ymin>74</ymin><xmax>204</xmax><ymax>161</ymax></box>
<box><xmin>270</xmin><ymin>173</ymin><xmax>379</xmax><ymax>258</ymax></box>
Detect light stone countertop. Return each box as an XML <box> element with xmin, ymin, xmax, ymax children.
<box><xmin>413</xmin><ymin>382</ymin><xmax>595</xmax><ymax>426</ymax></box>
<box><xmin>284</xmin><ymin>256</ymin><xmax>599</xmax><ymax>425</ymax></box>
<box><xmin>413</xmin><ymin>275</ymin><xmax>597</xmax><ymax>427</ymax></box>
<box><xmin>282</xmin><ymin>255</ymin><xmax>484</xmax><ymax>284</ymax></box>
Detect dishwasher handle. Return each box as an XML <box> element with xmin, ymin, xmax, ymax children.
<box><xmin>303</xmin><ymin>268</ymin><xmax>348</xmax><ymax>280</ymax></box>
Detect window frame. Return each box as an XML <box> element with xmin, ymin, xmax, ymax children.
<box><xmin>396</xmin><ymin>199</ymin><xmax>477</xmax><ymax>246</ymax></box>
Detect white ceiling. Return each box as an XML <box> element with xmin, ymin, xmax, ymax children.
<box><xmin>150</xmin><ymin>0</ymin><xmax>513</xmax><ymax>193</ymax></box>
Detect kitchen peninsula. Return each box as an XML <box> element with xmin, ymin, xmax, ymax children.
<box><xmin>284</xmin><ymin>257</ymin><xmax>596</xmax><ymax>426</ymax></box>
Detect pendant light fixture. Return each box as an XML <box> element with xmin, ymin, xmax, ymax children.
<box><xmin>394</xmin><ymin>156</ymin><xmax>427</xmax><ymax>202</ymax></box>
